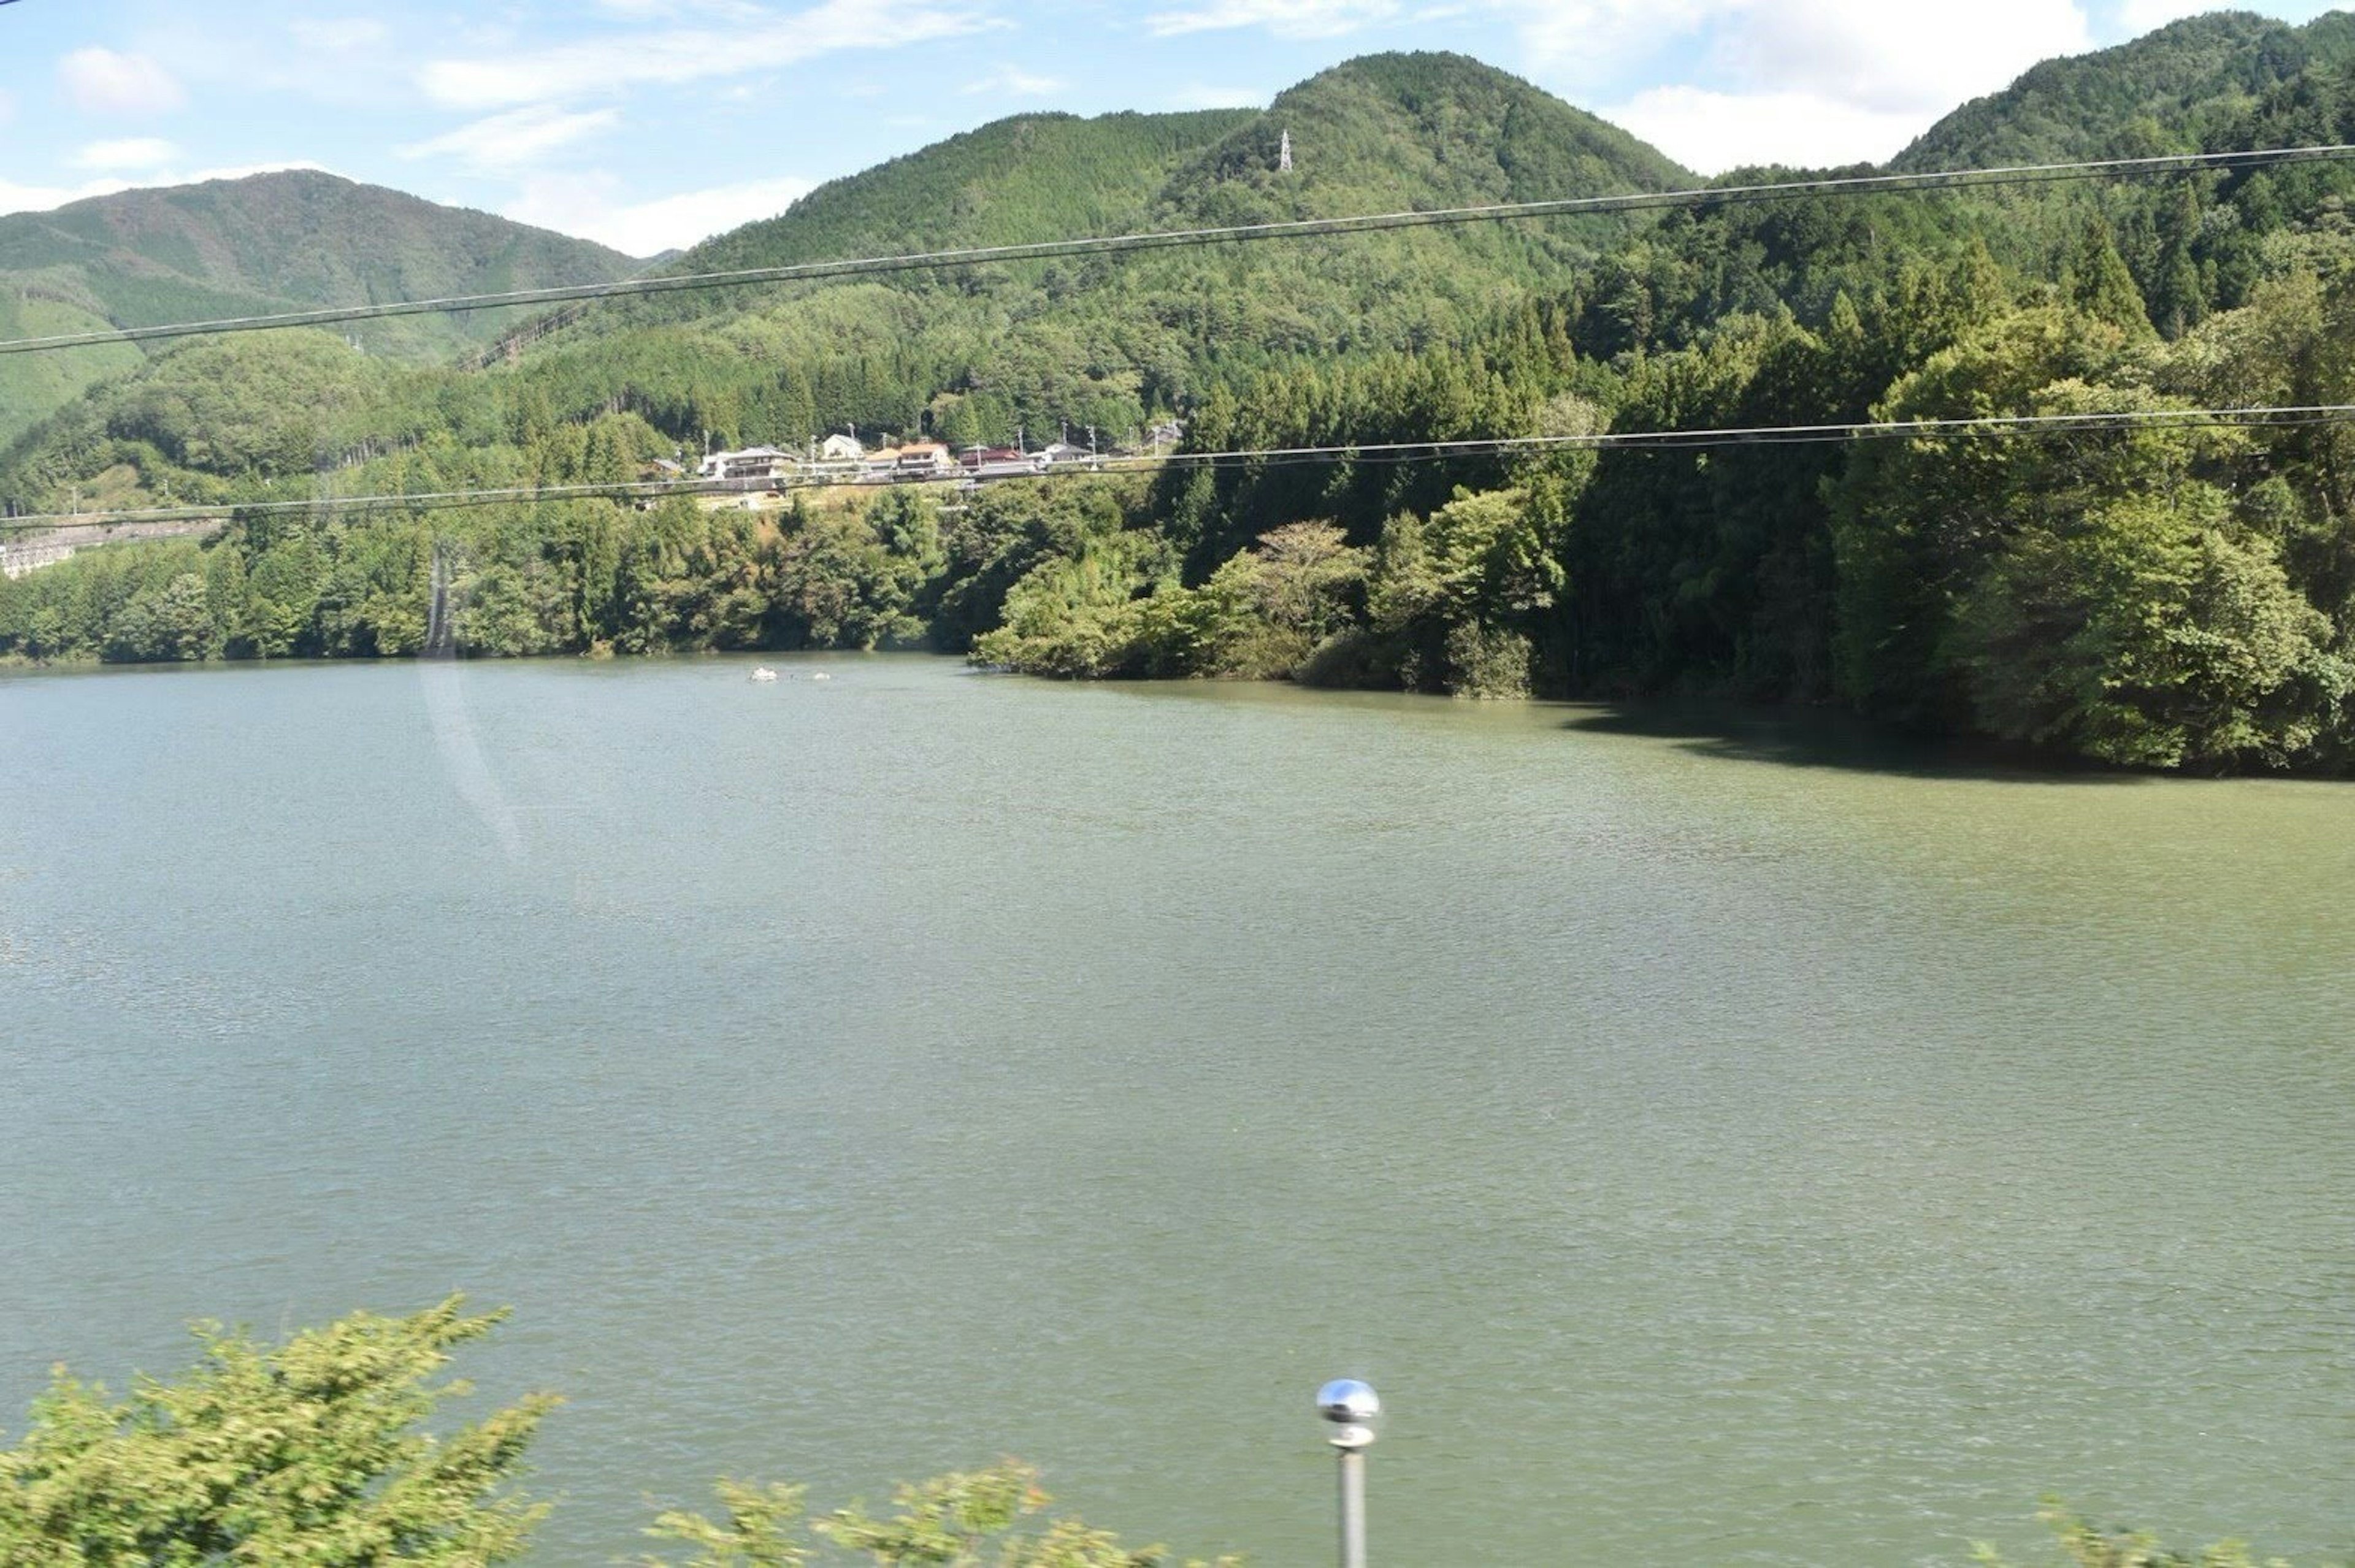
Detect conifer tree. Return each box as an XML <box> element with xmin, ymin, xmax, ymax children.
<box><xmin>2070</xmin><ymin>216</ymin><xmax>2156</xmax><ymax>337</ymax></box>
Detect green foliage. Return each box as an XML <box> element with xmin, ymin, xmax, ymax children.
<box><xmin>0</xmin><ymin>170</ymin><xmax>638</xmax><ymax>445</ymax></box>
<box><xmin>970</xmin><ymin>486</ymin><xmax>1563</xmax><ymax>697</ymax></box>
<box><xmin>1368</xmin><ymin>488</ymin><xmax>1557</xmax><ymax>695</ymax></box>
<box><xmin>968</xmin><ymin>521</ymin><xmax>1173</xmax><ymax>678</ymax></box>
<box><xmin>0</xmin><ymin>1298</ymin><xmax>554</xmax><ymax>1566</ymax></box>
<box><xmin>1822</xmin><ymin>282</ymin><xmax>2355</xmax><ymax>767</ymax></box>
<box><xmin>1893</xmin><ymin>12</ymin><xmax>2355</xmax><ymax>171</ymax></box>
<box><xmin>1829</xmin><ymin>306</ymin><xmax>2154</xmax><ymax>725</ymax></box>
<box><xmin>644</xmin><ymin>1462</ymin><xmax>1240</xmax><ymax>1568</ymax></box>
<box><xmin>1973</xmin><ymin>1503</ymin><xmax>2319</xmax><ymax>1568</ymax></box>
<box><xmin>2071</xmin><ymin>218</ymin><xmax>2158</xmax><ymax>336</ymax></box>
<box><xmin>0</xmin><ymin>1300</ymin><xmax>2328</xmax><ymax>1567</ymax></box>
<box><xmin>0</xmin><ymin>1304</ymin><xmax>1234</xmax><ymax>1567</ymax></box>
<box><xmin>17</xmin><ymin>29</ymin><xmax>2355</xmax><ymax>770</ymax></box>
<box><xmin>1955</xmin><ymin>488</ymin><xmax>2341</xmax><ymax>767</ymax></box>
<box><xmin>645</xmin><ymin>1481</ymin><xmax>813</xmax><ymax>1568</ymax></box>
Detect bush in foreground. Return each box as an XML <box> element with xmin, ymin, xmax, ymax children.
<box><xmin>0</xmin><ymin>1301</ymin><xmax>1233</xmax><ymax>1567</ymax></box>
<box><xmin>0</xmin><ymin>1297</ymin><xmax>553</xmax><ymax>1566</ymax></box>
<box><xmin>1</xmin><ymin>1300</ymin><xmax>2329</xmax><ymax>1566</ymax></box>
<box><xmin>1977</xmin><ymin>1504</ymin><xmax>2331</xmax><ymax>1568</ymax></box>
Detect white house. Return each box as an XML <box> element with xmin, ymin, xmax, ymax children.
<box><xmin>701</xmin><ymin>446</ymin><xmax>794</xmax><ymax>483</ymax></box>
<box><xmin>818</xmin><ymin>433</ymin><xmax>865</xmax><ymax>463</ymax></box>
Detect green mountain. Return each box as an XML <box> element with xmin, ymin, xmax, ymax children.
<box><xmin>14</xmin><ymin>33</ymin><xmax>2355</xmax><ymax>772</ymax></box>
<box><xmin>1163</xmin><ymin>51</ymin><xmax>1691</xmax><ymax>222</ymax></box>
<box><xmin>488</xmin><ymin>53</ymin><xmax>1692</xmax><ymax>454</ymax></box>
<box><xmin>4</xmin><ymin>53</ymin><xmax>1689</xmax><ymax>507</ymax></box>
<box><xmin>0</xmin><ymin>170</ymin><xmax>639</xmax><ymax>446</ymax></box>
<box><xmin>670</xmin><ymin>53</ymin><xmax>1688</xmax><ymax>278</ymax></box>
<box><xmin>690</xmin><ymin>109</ymin><xmax>1258</xmax><ymax>272</ymax></box>
<box><xmin>1894</xmin><ymin>9</ymin><xmax>2355</xmax><ymax>169</ymax></box>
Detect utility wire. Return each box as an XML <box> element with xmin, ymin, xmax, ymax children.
<box><xmin>6</xmin><ymin>402</ymin><xmax>2350</xmax><ymax>534</ymax></box>
<box><xmin>0</xmin><ymin>143</ymin><xmax>2349</xmax><ymax>358</ymax></box>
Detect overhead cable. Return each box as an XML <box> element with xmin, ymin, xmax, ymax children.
<box><xmin>5</xmin><ymin>401</ymin><xmax>2350</xmax><ymax>533</ymax></box>
<box><xmin>0</xmin><ymin>143</ymin><xmax>2349</xmax><ymax>358</ymax></box>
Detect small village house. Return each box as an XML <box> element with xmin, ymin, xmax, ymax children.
<box><xmin>700</xmin><ymin>446</ymin><xmax>795</xmax><ymax>483</ymax></box>
<box><xmin>893</xmin><ymin>441</ymin><xmax>953</xmax><ymax>477</ymax></box>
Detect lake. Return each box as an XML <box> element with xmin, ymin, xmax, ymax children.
<box><xmin>2</xmin><ymin>655</ymin><xmax>2349</xmax><ymax>1565</ymax></box>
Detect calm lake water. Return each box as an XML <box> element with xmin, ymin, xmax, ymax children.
<box><xmin>2</xmin><ymin>655</ymin><xmax>2349</xmax><ymax>1566</ymax></box>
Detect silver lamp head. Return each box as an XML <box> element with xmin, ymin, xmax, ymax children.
<box><xmin>1317</xmin><ymin>1380</ymin><xmax>1380</xmax><ymax>1423</ymax></box>
<box><xmin>1316</xmin><ymin>1379</ymin><xmax>1380</xmax><ymax>1448</ymax></box>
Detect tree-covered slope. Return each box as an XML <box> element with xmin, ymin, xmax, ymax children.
<box><xmin>656</xmin><ymin>53</ymin><xmax>1690</xmax><ymax>290</ymax></box>
<box><xmin>0</xmin><ymin>170</ymin><xmax>641</xmax><ymax>324</ymax></box>
<box><xmin>484</xmin><ymin>53</ymin><xmax>1693</xmax><ymax>453</ymax></box>
<box><xmin>689</xmin><ymin>109</ymin><xmax>1256</xmax><ymax>273</ymax></box>
<box><xmin>13</xmin><ymin>32</ymin><xmax>2355</xmax><ymax>773</ymax></box>
<box><xmin>1159</xmin><ymin>52</ymin><xmax>1691</xmax><ymax>227</ymax></box>
<box><xmin>1894</xmin><ymin>9</ymin><xmax>2355</xmax><ymax>169</ymax></box>
<box><xmin>0</xmin><ymin>172</ymin><xmax>639</xmax><ymax>446</ymax></box>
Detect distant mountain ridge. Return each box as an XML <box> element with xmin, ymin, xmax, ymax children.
<box><xmin>19</xmin><ymin>22</ymin><xmax>2355</xmax><ymax>774</ymax></box>
<box><xmin>1896</xmin><ymin>9</ymin><xmax>2355</xmax><ymax>169</ymax></box>
<box><xmin>11</xmin><ymin>20</ymin><xmax>2355</xmax><ymax>499</ymax></box>
<box><xmin>0</xmin><ymin>171</ymin><xmax>639</xmax><ymax>445</ymax></box>
<box><xmin>687</xmin><ymin>109</ymin><xmax>1259</xmax><ymax>275</ymax></box>
<box><xmin>542</xmin><ymin>49</ymin><xmax>1697</xmax><ymax>426</ymax></box>
<box><xmin>676</xmin><ymin>53</ymin><xmax>1693</xmax><ymax>286</ymax></box>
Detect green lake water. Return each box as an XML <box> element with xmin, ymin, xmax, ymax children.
<box><xmin>2</xmin><ymin>655</ymin><xmax>2349</xmax><ymax>1565</ymax></box>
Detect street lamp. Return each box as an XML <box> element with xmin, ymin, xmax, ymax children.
<box><xmin>1316</xmin><ymin>1379</ymin><xmax>1379</xmax><ymax>1568</ymax></box>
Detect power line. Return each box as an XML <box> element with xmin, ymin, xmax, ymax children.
<box><xmin>5</xmin><ymin>402</ymin><xmax>2348</xmax><ymax>534</ymax></box>
<box><xmin>0</xmin><ymin>143</ymin><xmax>2347</xmax><ymax>358</ymax></box>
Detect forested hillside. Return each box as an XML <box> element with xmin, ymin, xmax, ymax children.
<box><xmin>0</xmin><ymin>171</ymin><xmax>638</xmax><ymax>446</ymax></box>
<box><xmin>477</xmin><ymin>53</ymin><xmax>1699</xmax><ymax>456</ymax></box>
<box><xmin>9</xmin><ymin>21</ymin><xmax>2355</xmax><ymax>773</ymax></box>
<box><xmin>1894</xmin><ymin>9</ymin><xmax>2355</xmax><ymax>169</ymax></box>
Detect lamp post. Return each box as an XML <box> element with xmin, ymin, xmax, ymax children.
<box><xmin>1315</xmin><ymin>1379</ymin><xmax>1379</xmax><ymax>1568</ymax></box>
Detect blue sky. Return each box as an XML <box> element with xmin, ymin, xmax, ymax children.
<box><xmin>1</xmin><ymin>1</ymin><xmax>2346</xmax><ymax>256</ymax></box>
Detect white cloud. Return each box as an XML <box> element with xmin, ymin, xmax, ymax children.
<box><xmin>2113</xmin><ymin>0</ymin><xmax>2208</xmax><ymax>32</ymax></box>
<box><xmin>1703</xmin><ymin>0</ymin><xmax>2094</xmax><ymax>117</ymax></box>
<box><xmin>1170</xmin><ymin>83</ymin><xmax>1267</xmax><ymax>109</ymax></box>
<box><xmin>1145</xmin><ymin>0</ymin><xmax>1401</xmax><ymax>38</ymax></box>
<box><xmin>0</xmin><ymin>161</ymin><xmax>335</xmax><ymax>220</ymax></box>
<box><xmin>290</xmin><ymin>18</ymin><xmax>391</xmax><ymax>52</ymax></box>
<box><xmin>400</xmin><ymin>106</ymin><xmax>622</xmax><ymax>171</ymax></box>
<box><xmin>419</xmin><ymin>0</ymin><xmax>997</xmax><ymax>108</ymax></box>
<box><xmin>505</xmin><ymin>172</ymin><xmax>817</xmax><ymax>254</ymax></box>
<box><xmin>0</xmin><ymin>177</ymin><xmax>126</xmax><ymax>220</ymax></box>
<box><xmin>1508</xmin><ymin>0</ymin><xmax>1717</xmax><ymax>79</ymax></box>
<box><xmin>1609</xmin><ymin>85</ymin><xmax>1931</xmax><ymax>172</ymax></box>
<box><xmin>72</xmin><ymin>138</ymin><xmax>182</xmax><ymax>171</ymax></box>
<box><xmin>1507</xmin><ymin>0</ymin><xmax>2091</xmax><ymax>106</ymax></box>
<box><xmin>597</xmin><ymin>0</ymin><xmax>769</xmax><ymax>15</ymax></box>
<box><xmin>962</xmin><ymin>67</ymin><xmax>1066</xmax><ymax>96</ymax></box>
<box><xmin>1504</xmin><ymin>0</ymin><xmax>2095</xmax><ymax>170</ymax></box>
<box><xmin>57</xmin><ymin>48</ymin><xmax>187</xmax><ymax>115</ymax></box>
